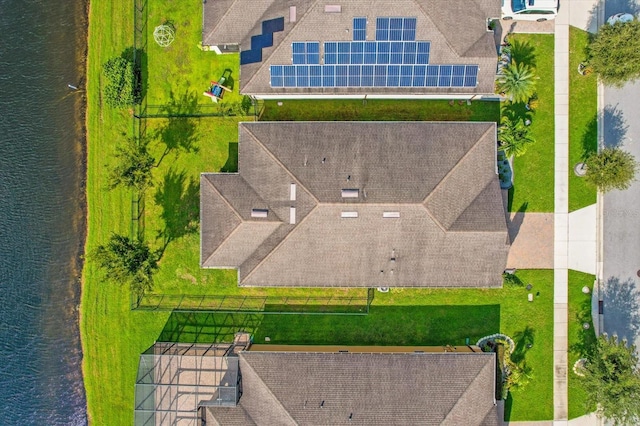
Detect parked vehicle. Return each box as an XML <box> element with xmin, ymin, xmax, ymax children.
<box><xmin>501</xmin><ymin>0</ymin><xmax>558</xmax><ymax>21</ymax></box>
<box><xmin>606</xmin><ymin>13</ymin><xmax>635</xmax><ymax>25</ymax></box>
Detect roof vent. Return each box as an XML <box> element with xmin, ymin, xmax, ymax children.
<box><xmin>324</xmin><ymin>5</ymin><xmax>342</xmax><ymax>13</ymax></box>
<box><xmin>341</xmin><ymin>189</ymin><xmax>359</xmax><ymax>198</ymax></box>
<box><xmin>290</xmin><ymin>183</ymin><xmax>296</xmax><ymax>201</ymax></box>
<box><xmin>320</xmin><ymin>400</ymin><xmax>325</xmax><ymax>408</ymax></box>
<box><xmin>289</xmin><ymin>6</ymin><xmax>297</xmax><ymax>22</ymax></box>
<box><xmin>341</xmin><ymin>211</ymin><xmax>358</xmax><ymax>218</ymax></box>
<box><xmin>290</xmin><ymin>207</ymin><xmax>296</xmax><ymax>224</ymax></box>
<box><xmin>251</xmin><ymin>209</ymin><xmax>268</xmax><ymax>218</ymax></box>
<box><xmin>383</xmin><ymin>211</ymin><xmax>400</xmax><ymax>218</ymax></box>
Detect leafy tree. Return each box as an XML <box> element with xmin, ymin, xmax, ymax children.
<box><xmin>584</xmin><ymin>147</ymin><xmax>638</xmax><ymax>192</ymax></box>
<box><xmin>588</xmin><ymin>20</ymin><xmax>640</xmax><ymax>87</ymax></box>
<box><xmin>241</xmin><ymin>95</ymin><xmax>253</xmax><ymax>115</ymax></box>
<box><xmin>102</xmin><ymin>57</ymin><xmax>138</xmax><ymax>107</ymax></box>
<box><xmin>497</xmin><ymin>61</ymin><xmax>536</xmax><ymax>104</ymax></box>
<box><xmin>580</xmin><ymin>334</ymin><xmax>640</xmax><ymax>424</ymax></box>
<box><xmin>109</xmin><ymin>136</ymin><xmax>155</xmax><ymax>191</ymax></box>
<box><xmin>498</xmin><ymin>114</ymin><xmax>535</xmax><ymax>158</ymax></box>
<box><xmin>93</xmin><ymin>234</ymin><xmax>158</xmax><ymax>296</ymax></box>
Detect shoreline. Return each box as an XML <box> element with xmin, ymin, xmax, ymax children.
<box><xmin>76</xmin><ymin>0</ymin><xmax>90</xmax><ymax>421</ymax></box>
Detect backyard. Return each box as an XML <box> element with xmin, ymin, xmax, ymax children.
<box><xmin>83</xmin><ymin>0</ymin><xmax>555</xmax><ymax>423</ymax></box>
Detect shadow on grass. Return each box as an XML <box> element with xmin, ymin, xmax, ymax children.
<box><xmin>154</xmin><ymin>168</ymin><xmax>199</xmax><ymax>253</ymax></box>
<box><xmin>220</xmin><ymin>142</ymin><xmax>238</xmax><ymax>173</ymax></box>
<box><xmin>601</xmin><ymin>104</ymin><xmax>628</xmax><ymax>149</ymax></box>
<box><xmin>157</xmin><ymin>305</ymin><xmax>500</xmax><ymax>347</ymax></box>
<box><xmin>581</xmin><ymin>113</ymin><xmax>598</xmax><ymax>160</ymax></box>
<box><xmin>154</xmin><ymin>90</ymin><xmax>201</xmax><ymax>166</ymax></box>
<box><xmin>509</xmin><ymin>39</ymin><xmax>537</xmax><ymax>68</ymax></box>
<box><xmin>569</xmin><ymin>291</ymin><xmax>597</xmax><ymax>359</ymax></box>
<box><xmin>602</xmin><ymin>276</ymin><xmax>640</xmax><ymax>344</ymax></box>
<box><xmin>512</xmin><ymin>326</ymin><xmax>535</xmax><ymax>364</ymax></box>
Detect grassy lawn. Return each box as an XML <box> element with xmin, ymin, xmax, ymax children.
<box><xmin>260</xmin><ymin>98</ymin><xmax>500</xmax><ymax>122</ymax></box>
<box><xmin>160</xmin><ymin>269</ymin><xmax>554</xmax><ymax>422</ymax></box>
<box><xmin>506</xmin><ymin>34</ymin><xmax>555</xmax><ymax>212</ymax></box>
<box><xmin>568</xmin><ymin>270</ymin><xmax>597</xmax><ymax>419</ymax></box>
<box><xmin>569</xmin><ymin>27</ymin><xmax>598</xmax><ymax>212</ymax></box>
<box><xmin>83</xmin><ymin>0</ymin><xmax>553</xmax><ymax>423</ymax></box>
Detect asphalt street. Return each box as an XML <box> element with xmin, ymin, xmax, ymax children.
<box><xmin>602</xmin><ymin>0</ymin><xmax>640</xmax><ymax>349</ymax></box>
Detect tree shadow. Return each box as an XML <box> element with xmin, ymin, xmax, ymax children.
<box><xmin>121</xmin><ymin>47</ymin><xmax>147</xmax><ymax>105</ymax></box>
<box><xmin>511</xmin><ymin>326</ymin><xmax>535</xmax><ymax>364</ymax></box>
<box><xmin>601</xmin><ymin>104</ymin><xmax>628</xmax><ymax>148</ymax></box>
<box><xmin>581</xmin><ymin>113</ymin><xmax>598</xmax><ymax>161</ymax></box>
<box><xmin>154</xmin><ymin>168</ymin><xmax>199</xmax><ymax>254</ymax></box>
<box><xmin>569</xmin><ymin>291</ymin><xmax>598</xmax><ymax>359</ymax></box>
<box><xmin>509</xmin><ymin>39</ymin><xmax>537</xmax><ymax>68</ymax></box>
<box><xmin>508</xmin><ymin>202</ymin><xmax>528</xmax><ymax>244</ymax></box>
<box><xmin>602</xmin><ymin>276</ymin><xmax>640</xmax><ymax>343</ymax></box>
<box><xmin>154</xmin><ymin>90</ymin><xmax>201</xmax><ymax>166</ymax></box>
<box><xmin>220</xmin><ymin>142</ymin><xmax>238</xmax><ymax>172</ymax></box>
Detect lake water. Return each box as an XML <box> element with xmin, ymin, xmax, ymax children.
<box><xmin>0</xmin><ymin>0</ymin><xmax>88</xmax><ymax>423</ymax></box>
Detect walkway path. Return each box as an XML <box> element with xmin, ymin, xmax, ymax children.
<box><xmin>554</xmin><ymin>2</ymin><xmax>570</xmax><ymax>423</ymax></box>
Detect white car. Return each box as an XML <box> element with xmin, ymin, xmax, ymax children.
<box><xmin>502</xmin><ymin>0</ymin><xmax>558</xmax><ymax>21</ymax></box>
<box><xmin>606</xmin><ymin>13</ymin><xmax>634</xmax><ymax>25</ymax></box>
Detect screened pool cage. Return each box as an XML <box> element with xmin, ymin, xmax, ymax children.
<box><xmin>134</xmin><ymin>338</ymin><xmax>250</xmax><ymax>425</ymax></box>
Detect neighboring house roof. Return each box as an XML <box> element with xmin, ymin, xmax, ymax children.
<box><xmin>205</xmin><ymin>351</ymin><xmax>500</xmax><ymax>425</ymax></box>
<box><xmin>203</xmin><ymin>0</ymin><xmax>500</xmax><ymax>96</ymax></box>
<box><xmin>200</xmin><ymin>121</ymin><xmax>509</xmax><ymax>288</ymax></box>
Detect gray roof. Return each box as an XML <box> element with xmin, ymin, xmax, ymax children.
<box><xmin>203</xmin><ymin>0</ymin><xmax>499</xmax><ymax>96</ymax></box>
<box><xmin>200</xmin><ymin>121</ymin><xmax>509</xmax><ymax>288</ymax></box>
<box><xmin>206</xmin><ymin>351</ymin><xmax>500</xmax><ymax>426</ymax></box>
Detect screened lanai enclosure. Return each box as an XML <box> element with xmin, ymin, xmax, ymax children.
<box><xmin>134</xmin><ymin>336</ymin><xmax>250</xmax><ymax>425</ymax></box>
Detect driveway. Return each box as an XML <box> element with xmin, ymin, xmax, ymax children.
<box><xmin>506</xmin><ymin>212</ymin><xmax>554</xmax><ymax>269</ymax></box>
<box><xmin>602</xmin><ymin>0</ymin><xmax>640</xmax><ymax>347</ymax></box>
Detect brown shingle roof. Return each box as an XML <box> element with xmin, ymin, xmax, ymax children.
<box><xmin>200</xmin><ymin>121</ymin><xmax>509</xmax><ymax>288</ymax></box>
<box><xmin>203</xmin><ymin>0</ymin><xmax>500</xmax><ymax>96</ymax></box>
<box><xmin>207</xmin><ymin>351</ymin><xmax>500</xmax><ymax>425</ymax></box>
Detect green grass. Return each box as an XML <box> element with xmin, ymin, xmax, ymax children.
<box><xmin>506</xmin><ymin>34</ymin><xmax>555</xmax><ymax>212</ymax></box>
<box><xmin>569</xmin><ymin>27</ymin><xmax>598</xmax><ymax>212</ymax></box>
<box><xmin>260</xmin><ymin>99</ymin><xmax>500</xmax><ymax>122</ymax></box>
<box><xmin>83</xmin><ymin>0</ymin><xmax>553</xmax><ymax>422</ymax></box>
<box><xmin>568</xmin><ymin>270</ymin><xmax>597</xmax><ymax>419</ymax></box>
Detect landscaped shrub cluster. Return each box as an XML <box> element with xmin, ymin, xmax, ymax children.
<box><xmin>102</xmin><ymin>56</ymin><xmax>140</xmax><ymax>108</ymax></box>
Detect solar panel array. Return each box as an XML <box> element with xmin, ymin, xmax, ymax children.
<box><xmin>268</xmin><ymin>16</ymin><xmax>479</xmax><ymax>89</ymax></box>
<box><xmin>270</xmin><ymin>64</ymin><xmax>479</xmax><ymax>88</ymax></box>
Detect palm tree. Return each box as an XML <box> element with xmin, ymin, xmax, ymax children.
<box><xmin>497</xmin><ymin>61</ymin><xmax>536</xmax><ymax>104</ymax></box>
<box><xmin>498</xmin><ymin>114</ymin><xmax>535</xmax><ymax>158</ymax></box>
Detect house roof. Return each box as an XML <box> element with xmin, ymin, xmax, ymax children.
<box><xmin>203</xmin><ymin>0</ymin><xmax>500</xmax><ymax>96</ymax></box>
<box><xmin>205</xmin><ymin>351</ymin><xmax>500</xmax><ymax>425</ymax></box>
<box><xmin>200</xmin><ymin>121</ymin><xmax>509</xmax><ymax>288</ymax></box>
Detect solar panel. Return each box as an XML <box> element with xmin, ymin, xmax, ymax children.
<box><xmin>310</xmin><ymin>65</ymin><xmax>322</xmax><ymax>87</ymax></box>
<box><xmin>251</xmin><ymin>33</ymin><xmax>273</xmax><ymax>50</ymax></box>
<box><xmin>376</xmin><ymin>18</ymin><xmax>389</xmax><ymax>40</ymax></box>
<box><xmin>452</xmin><ymin>65</ymin><xmax>465</xmax><ymax>87</ymax></box>
<box><xmin>240</xmin><ymin>49</ymin><xmax>262</xmax><ymax>65</ymax></box>
<box><xmin>387</xmin><ymin>65</ymin><xmax>400</xmax><ymax>86</ymax></box>
<box><xmin>336</xmin><ymin>65</ymin><xmax>348</xmax><ymax>86</ymax></box>
<box><xmin>412</xmin><ymin>65</ymin><xmax>426</xmax><ymax>86</ymax></box>
<box><xmin>262</xmin><ymin>17</ymin><xmax>284</xmax><ymax>34</ymax></box>
<box><xmin>270</xmin><ymin>65</ymin><xmax>284</xmax><ymax>87</ymax></box>
<box><xmin>438</xmin><ymin>65</ymin><xmax>452</xmax><ymax>87</ymax></box>
<box><xmin>284</xmin><ymin>65</ymin><xmax>296</xmax><ymax>87</ymax></box>
<box><xmin>296</xmin><ymin>65</ymin><xmax>309</xmax><ymax>87</ymax></box>
<box><xmin>349</xmin><ymin>65</ymin><xmax>361</xmax><ymax>86</ymax></box>
<box><xmin>353</xmin><ymin>17</ymin><xmax>367</xmax><ymax>41</ymax></box>
<box><xmin>269</xmin><ymin>17</ymin><xmax>480</xmax><ymax>89</ymax></box>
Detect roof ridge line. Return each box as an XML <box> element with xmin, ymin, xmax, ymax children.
<box><xmin>203</xmin><ymin>0</ymin><xmax>247</xmax><ymax>46</ymax></box>
<box><xmin>241</xmin><ymin>0</ymin><xmax>321</xmax><ymax>92</ymax></box>
<box><xmin>240</xmin><ymin>204</ymin><xmax>319</xmax><ymax>285</ymax></box>
<box><xmin>441</xmin><ymin>356</ymin><xmax>495</xmax><ymax>424</ymax></box>
<box><xmin>422</xmin><ymin>125</ymin><xmax>496</xmax><ymax>231</ymax></box>
<box><xmin>448</xmin><ymin>178</ymin><xmax>504</xmax><ymax>233</ymax></box>
<box><xmin>201</xmin><ymin>175</ymin><xmax>246</xmax><ymax>266</ymax></box>
<box><xmin>238</xmin><ymin>354</ymin><xmax>298</xmax><ymax>425</ymax></box>
<box><xmin>410</xmin><ymin>0</ymin><xmax>461</xmax><ymax>57</ymax></box>
<box><xmin>242</xmin><ymin>124</ymin><xmax>321</xmax><ymax>205</ymax></box>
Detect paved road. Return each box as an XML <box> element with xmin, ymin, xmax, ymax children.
<box><xmin>602</xmin><ymin>0</ymin><xmax>640</xmax><ymax>349</ymax></box>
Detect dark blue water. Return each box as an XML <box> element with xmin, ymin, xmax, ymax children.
<box><xmin>0</xmin><ymin>0</ymin><xmax>87</xmax><ymax>424</ymax></box>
